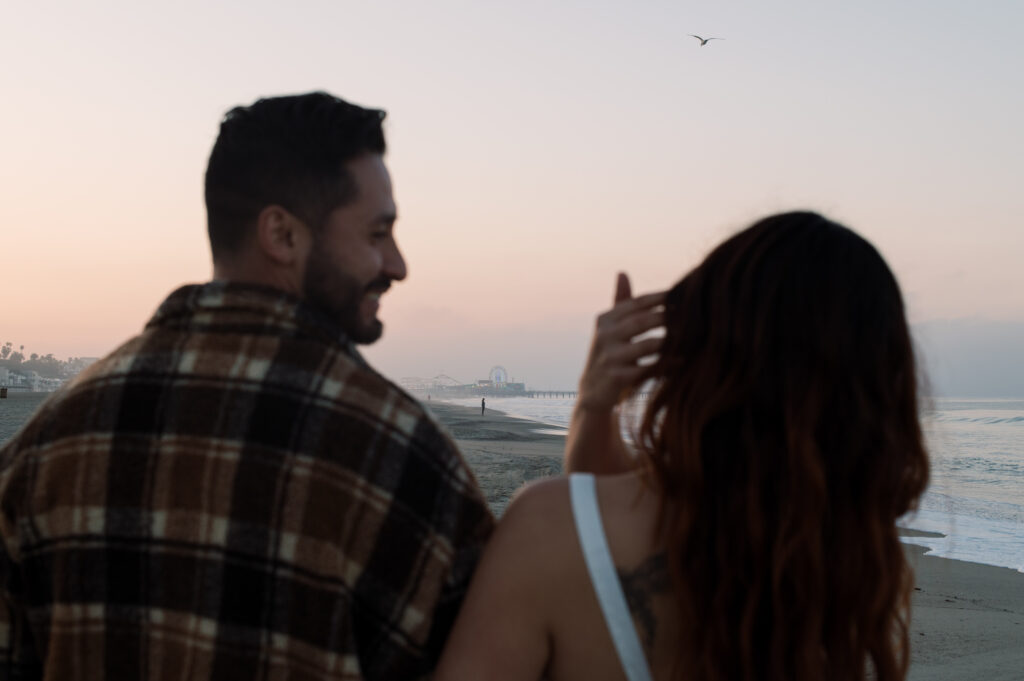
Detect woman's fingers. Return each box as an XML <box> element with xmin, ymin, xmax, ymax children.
<box><xmin>602</xmin><ymin>364</ymin><xmax>653</xmax><ymax>394</ymax></box>
<box><xmin>614</xmin><ymin>272</ymin><xmax>632</xmax><ymax>304</ymax></box>
<box><xmin>582</xmin><ymin>336</ymin><xmax>662</xmax><ymax>404</ymax></box>
<box><xmin>606</xmin><ymin>336</ymin><xmax>662</xmax><ymax>364</ymax></box>
<box><xmin>598</xmin><ymin>290</ymin><xmax>666</xmax><ymax>325</ymax></box>
<box><xmin>591</xmin><ymin>339</ymin><xmax>661</xmax><ymax>388</ymax></box>
<box><xmin>578</xmin><ymin>274</ymin><xmax>666</xmax><ymax>411</ymax></box>
<box><xmin>607</xmin><ymin>310</ymin><xmax>664</xmax><ymax>343</ymax></box>
<box><xmin>596</xmin><ymin>298</ymin><xmax>666</xmax><ymax>342</ymax></box>
<box><xmin>593</xmin><ymin>311</ymin><xmax>664</xmax><ymax>358</ymax></box>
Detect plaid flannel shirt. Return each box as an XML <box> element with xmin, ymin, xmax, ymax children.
<box><xmin>0</xmin><ymin>282</ymin><xmax>494</xmax><ymax>680</ymax></box>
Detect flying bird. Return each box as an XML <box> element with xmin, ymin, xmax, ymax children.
<box><xmin>689</xmin><ymin>34</ymin><xmax>723</xmax><ymax>46</ymax></box>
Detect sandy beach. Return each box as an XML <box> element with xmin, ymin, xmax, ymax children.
<box><xmin>427</xmin><ymin>402</ymin><xmax>565</xmax><ymax>516</ymax></box>
<box><xmin>428</xmin><ymin>401</ymin><xmax>1024</xmax><ymax>680</ymax></box>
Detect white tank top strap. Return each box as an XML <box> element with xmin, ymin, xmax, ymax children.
<box><xmin>570</xmin><ymin>473</ymin><xmax>655</xmax><ymax>681</ymax></box>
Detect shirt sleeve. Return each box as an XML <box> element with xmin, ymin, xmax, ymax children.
<box><xmin>0</xmin><ymin>462</ymin><xmax>42</xmax><ymax>680</ymax></box>
<box><xmin>422</xmin><ymin>443</ymin><xmax>495</xmax><ymax>665</ymax></box>
<box><xmin>358</xmin><ymin>415</ymin><xmax>495</xmax><ymax>681</ymax></box>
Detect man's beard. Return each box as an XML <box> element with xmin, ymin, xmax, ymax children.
<box><xmin>302</xmin><ymin>247</ymin><xmax>388</xmax><ymax>344</ymax></box>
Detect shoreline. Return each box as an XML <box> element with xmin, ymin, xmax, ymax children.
<box><xmin>426</xmin><ymin>400</ymin><xmax>1024</xmax><ymax>679</ymax></box>
<box><xmin>426</xmin><ymin>401</ymin><xmax>564</xmax><ymax>516</ymax></box>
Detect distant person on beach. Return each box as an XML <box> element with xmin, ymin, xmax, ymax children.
<box><xmin>482</xmin><ymin>397</ymin><xmax>486</xmax><ymax>415</ymax></box>
<box><xmin>437</xmin><ymin>212</ymin><xmax>930</xmax><ymax>681</ymax></box>
<box><xmin>0</xmin><ymin>92</ymin><xmax>493</xmax><ymax>680</ymax></box>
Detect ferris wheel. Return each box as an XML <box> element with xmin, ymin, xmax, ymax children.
<box><xmin>489</xmin><ymin>366</ymin><xmax>508</xmax><ymax>385</ymax></box>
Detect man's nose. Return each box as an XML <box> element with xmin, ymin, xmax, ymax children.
<box><xmin>384</xmin><ymin>242</ymin><xmax>407</xmax><ymax>282</ymax></box>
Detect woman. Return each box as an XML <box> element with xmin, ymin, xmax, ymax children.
<box><xmin>436</xmin><ymin>212</ymin><xmax>929</xmax><ymax>681</ymax></box>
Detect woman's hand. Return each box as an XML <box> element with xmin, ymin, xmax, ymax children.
<box><xmin>566</xmin><ymin>273</ymin><xmax>665</xmax><ymax>473</ymax></box>
<box><xmin>578</xmin><ymin>273</ymin><xmax>665</xmax><ymax>411</ymax></box>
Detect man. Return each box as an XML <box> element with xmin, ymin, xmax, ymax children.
<box><xmin>0</xmin><ymin>92</ymin><xmax>494</xmax><ymax>680</ymax></box>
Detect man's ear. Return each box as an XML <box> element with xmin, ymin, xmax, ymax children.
<box><xmin>255</xmin><ymin>205</ymin><xmax>309</xmax><ymax>266</ymax></box>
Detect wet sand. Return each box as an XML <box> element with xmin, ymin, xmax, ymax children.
<box><xmin>427</xmin><ymin>401</ymin><xmax>1024</xmax><ymax>679</ymax></box>
<box><xmin>427</xmin><ymin>401</ymin><xmax>564</xmax><ymax>516</ymax></box>
<box><xmin>902</xmin><ymin>542</ymin><xmax>1024</xmax><ymax>680</ymax></box>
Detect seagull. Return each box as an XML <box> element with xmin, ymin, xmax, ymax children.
<box><xmin>689</xmin><ymin>34</ymin><xmax>723</xmax><ymax>46</ymax></box>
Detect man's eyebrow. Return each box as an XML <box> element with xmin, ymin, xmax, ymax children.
<box><xmin>374</xmin><ymin>211</ymin><xmax>397</xmax><ymax>226</ymax></box>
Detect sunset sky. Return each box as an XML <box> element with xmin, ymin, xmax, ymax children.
<box><xmin>2</xmin><ymin>1</ymin><xmax>1022</xmax><ymax>394</ymax></box>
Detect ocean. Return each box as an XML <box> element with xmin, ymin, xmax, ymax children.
<box><xmin>449</xmin><ymin>395</ymin><xmax>1024</xmax><ymax>573</ymax></box>
<box><xmin>0</xmin><ymin>391</ymin><xmax>52</xmax><ymax>444</ymax></box>
<box><xmin>3</xmin><ymin>392</ymin><xmax>1021</xmax><ymax>572</ymax></box>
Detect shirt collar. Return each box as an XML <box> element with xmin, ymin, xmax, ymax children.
<box><xmin>148</xmin><ymin>281</ymin><xmax>361</xmax><ymax>360</ymax></box>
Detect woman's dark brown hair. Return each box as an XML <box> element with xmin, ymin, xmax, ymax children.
<box><xmin>639</xmin><ymin>212</ymin><xmax>929</xmax><ymax>681</ymax></box>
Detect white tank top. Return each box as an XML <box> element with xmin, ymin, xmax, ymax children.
<box><xmin>570</xmin><ymin>473</ymin><xmax>655</xmax><ymax>681</ymax></box>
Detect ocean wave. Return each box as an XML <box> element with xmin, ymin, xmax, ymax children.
<box><xmin>944</xmin><ymin>456</ymin><xmax>1023</xmax><ymax>476</ymax></box>
<box><xmin>930</xmin><ymin>415</ymin><xmax>1024</xmax><ymax>425</ymax></box>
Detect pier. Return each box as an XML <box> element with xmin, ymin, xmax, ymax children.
<box><xmin>401</xmin><ymin>370</ymin><xmax>650</xmax><ymax>401</ymax></box>
<box><xmin>525</xmin><ymin>391</ymin><xmax>650</xmax><ymax>399</ymax></box>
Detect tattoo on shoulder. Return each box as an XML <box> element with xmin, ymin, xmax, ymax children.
<box><xmin>617</xmin><ymin>552</ymin><xmax>670</xmax><ymax>650</ymax></box>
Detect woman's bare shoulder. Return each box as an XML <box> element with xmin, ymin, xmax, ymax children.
<box><xmin>494</xmin><ymin>477</ymin><xmax>576</xmax><ymax>558</ymax></box>
<box><xmin>508</xmin><ymin>475</ymin><xmax>571</xmax><ymax>514</ymax></box>
<box><xmin>435</xmin><ymin>477</ymin><xmax>581</xmax><ymax>681</ymax></box>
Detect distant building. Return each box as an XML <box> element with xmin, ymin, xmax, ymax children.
<box><xmin>403</xmin><ymin>366</ymin><xmax>527</xmax><ymax>398</ymax></box>
<box><xmin>64</xmin><ymin>357</ymin><xmax>99</xmax><ymax>377</ymax></box>
<box><xmin>0</xmin><ymin>369</ymin><xmax>63</xmax><ymax>392</ymax></box>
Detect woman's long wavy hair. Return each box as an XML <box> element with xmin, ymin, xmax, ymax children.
<box><xmin>639</xmin><ymin>212</ymin><xmax>929</xmax><ymax>681</ymax></box>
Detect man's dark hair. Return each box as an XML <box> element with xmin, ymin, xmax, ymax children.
<box><xmin>204</xmin><ymin>91</ymin><xmax>386</xmax><ymax>258</ymax></box>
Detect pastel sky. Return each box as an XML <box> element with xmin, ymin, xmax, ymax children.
<box><xmin>2</xmin><ymin>1</ymin><xmax>1022</xmax><ymax>393</ymax></box>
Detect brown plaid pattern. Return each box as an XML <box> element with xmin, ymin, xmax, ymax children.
<box><xmin>0</xmin><ymin>282</ymin><xmax>494</xmax><ymax>680</ymax></box>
